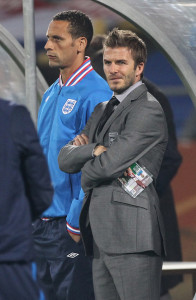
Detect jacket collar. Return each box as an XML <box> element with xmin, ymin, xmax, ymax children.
<box><xmin>59</xmin><ymin>57</ymin><xmax>93</xmax><ymax>87</ymax></box>
<box><xmin>115</xmin><ymin>80</ymin><xmax>143</xmax><ymax>103</ymax></box>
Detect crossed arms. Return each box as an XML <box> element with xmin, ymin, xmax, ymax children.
<box><xmin>58</xmin><ymin>133</ymin><xmax>107</xmax><ymax>174</ymax></box>
<box><xmin>58</xmin><ymin>99</ymin><xmax>167</xmax><ymax>193</ymax></box>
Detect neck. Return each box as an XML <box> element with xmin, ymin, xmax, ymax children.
<box><xmin>60</xmin><ymin>55</ymin><xmax>85</xmax><ymax>84</ymax></box>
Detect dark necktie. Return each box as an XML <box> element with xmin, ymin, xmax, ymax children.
<box><xmin>97</xmin><ymin>96</ymin><xmax>119</xmax><ymax>134</ymax></box>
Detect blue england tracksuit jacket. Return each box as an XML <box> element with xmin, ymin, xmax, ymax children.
<box><xmin>38</xmin><ymin>57</ymin><xmax>112</xmax><ymax>234</ymax></box>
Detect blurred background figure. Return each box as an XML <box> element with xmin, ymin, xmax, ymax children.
<box><xmin>86</xmin><ymin>34</ymin><xmax>183</xmax><ymax>300</ymax></box>
<box><xmin>87</xmin><ymin>34</ymin><xmax>107</xmax><ymax>80</ymax></box>
<box><xmin>0</xmin><ymin>98</ymin><xmax>53</xmax><ymax>300</ymax></box>
<box><xmin>143</xmin><ymin>78</ymin><xmax>183</xmax><ymax>300</ymax></box>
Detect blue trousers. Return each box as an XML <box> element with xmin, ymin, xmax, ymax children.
<box><xmin>0</xmin><ymin>262</ymin><xmax>43</xmax><ymax>300</ymax></box>
<box><xmin>33</xmin><ymin>218</ymin><xmax>94</xmax><ymax>300</ymax></box>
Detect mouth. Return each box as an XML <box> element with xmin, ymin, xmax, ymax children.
<box><xmin>47</xmin><ymin>54</ymin><xmax>57</xmax><ymax>60</ymax></box>
<box><xmin>109</xmin><ymin>74</ymin><xmax>122</xmax><ymax>79</ymax></box>
<box><xmin>109</xmin><ymin>77</ymin><xmax>122</xmax><ymax>82</ymax></box>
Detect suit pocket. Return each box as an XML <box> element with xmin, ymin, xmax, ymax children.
<box><xmin>112</xmin><ymin>190</ymin><xmax>149</xmax><ymax>210</ymax></box>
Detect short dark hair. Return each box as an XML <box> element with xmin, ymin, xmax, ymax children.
<box><xmin>53</xmin><ymin>10</ymin><xmax>93</xmax><ymax>49</ymax></box>
<box><xmin>104</xmin><ymin>28</ymin><xmax>147</xmax><ymax>68</ymax></box>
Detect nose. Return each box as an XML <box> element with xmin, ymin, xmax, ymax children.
<box><xmin>109</xmin><ymin>63</ymin><xmax>118</xmax><ymax>74</ymax></box>
<box><xmin>44</xmin><ymin>39</ymin><xmax>53</xmax><ymax>51</ymax></box>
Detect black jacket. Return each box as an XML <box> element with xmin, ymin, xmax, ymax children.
<box><xmin>143</xmin><ymin>78</ymin><xmax>183</xmax><ymax>292</ymax></box>
<box><xmin>0</xmin><ymin>99</ymin><xmax>53</xmax><ymax>262</ymax></box>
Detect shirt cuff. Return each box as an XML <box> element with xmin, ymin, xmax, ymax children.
<box><xmin>66</xmin><ymin>222</ymin><xmax>80</xmax><ymax>235</ymax></box>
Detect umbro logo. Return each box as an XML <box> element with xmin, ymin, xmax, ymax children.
<box><xmin>67</xmin><ymin>252</ymin><xmax>79</xmax><ymax>258</ymax></box>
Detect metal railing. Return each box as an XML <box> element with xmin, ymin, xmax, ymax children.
<box><xmin>162</xmin><ymin>262</ymin><xmax>196</xmax><ymax>297</ymax></box>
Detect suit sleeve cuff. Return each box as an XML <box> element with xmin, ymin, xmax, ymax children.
<box><xmin>66</xmin><ymin>222</ymin><xmax>80</xmax><ymax>235</ymax></box>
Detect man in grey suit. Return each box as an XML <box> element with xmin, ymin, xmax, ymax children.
<box><xmin>58</xmin><ymin>28</ymin><xmax>168</xmax><ymax>300</ymax></box>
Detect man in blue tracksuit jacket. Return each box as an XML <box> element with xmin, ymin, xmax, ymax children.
<box><xmin>0</xmin><ymin>98</ymin><xmax>53</xmax><ymax>300</ymax></box>
<box><xmin>32</xmin><ymin>10</ymin><xmax>112</xmax><ymax>300</ymax></box>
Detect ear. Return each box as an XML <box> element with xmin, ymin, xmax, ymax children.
<box><xmin>77</xmin><ymin>37</ymin><xmax>87</xmax><ymax>53</ymax></box>
<box><xmin>135</xmin><ymin>62</ymin><xmax>144</xmax><ymax>79</ymax></box>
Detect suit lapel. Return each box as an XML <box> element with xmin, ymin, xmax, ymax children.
<box><xmin>98</xmin><ymin>84</ymin><xmax>147</xmax><ymax>140</ymax></box>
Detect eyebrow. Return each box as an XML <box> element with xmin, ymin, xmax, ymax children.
<box><xmin>104</xmin><ymin>59</ymin><xmax>127</xmax><ymax>63</ymax></box>
<box><xmin>46</xmin><ymin>34</ymin><xmax>63</xmax><ymax>40</ymax></box>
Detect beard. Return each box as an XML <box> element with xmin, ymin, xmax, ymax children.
<box><xmin>109</xmin><ymin>80</ymin><xmax>135</xmax><ymax>94</ymax></box>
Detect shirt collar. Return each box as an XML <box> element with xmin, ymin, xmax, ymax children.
<box><xmin>114</xmin><ymin>80</ymin><xmax>142</xmax><ymax>103</ymax></box>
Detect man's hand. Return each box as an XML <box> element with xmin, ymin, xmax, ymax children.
<box><xmin>68</xmin><ymin>232</ymin><xmax>81</xmax><ymax>243</ymax></box>
<box><xmin>93</xmin><ymin>145</ymin><xmax>107</xmax><ymax>156</ymax></box>
<box><xmin>73</xmin><ymin>134</ymin><xmax>89</xmax><ymax>146</ymax></box>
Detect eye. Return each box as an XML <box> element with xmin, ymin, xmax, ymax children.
<box><xmin>54</xmin><ymin>36</ymin><xmax>61</xmax><ymax>41</ymax></box>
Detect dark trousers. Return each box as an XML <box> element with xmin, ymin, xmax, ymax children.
<box><xmin>93</xmin><ymin>242</ymin><xmax>162</xmax><ymax>300</ymax></box>
<box><xmin>0</xmin><ymin>262</ymin><xmax>42</xmax><ymax>300</ymax></box>
<box><xmin>33</xmin><ymin>218</ymin><xmax>94</xmax><ymax>300</ymax></box>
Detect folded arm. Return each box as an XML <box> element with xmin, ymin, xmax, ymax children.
<box><xmin>81</xmin><ymin>101</ymin><xmax>168</xmax><ymax>192</ymax></box>
<box><xmin>58</xmin><ymin>140</ymin><xmax>97</xmax><ymax>174</ymax></box>
<box><xmin>58</xmin><ymin>103</ymin><xmax>102</xmax><ymax>173</ymax></box>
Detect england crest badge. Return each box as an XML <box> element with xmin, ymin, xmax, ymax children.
<box><xmin>62</xmin><ymin>99</ymin><xmax>77</xmax><ymax>114</ymax></box>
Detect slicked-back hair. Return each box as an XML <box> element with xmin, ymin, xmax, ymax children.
<box><xmin>104</xmin><ymin>28</ymin><xmax>147</xmax><ymax>69</ymax></box>
<box><xmin>53</xmin><ymin>10</ymin><xmax>93</xmax><ymax>49</ymax></box>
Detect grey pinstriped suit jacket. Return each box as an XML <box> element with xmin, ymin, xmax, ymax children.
<box><xmin>58</xmin><ymin>83</ymin><xmax>168</xmax><ymax>257</ymax></box>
